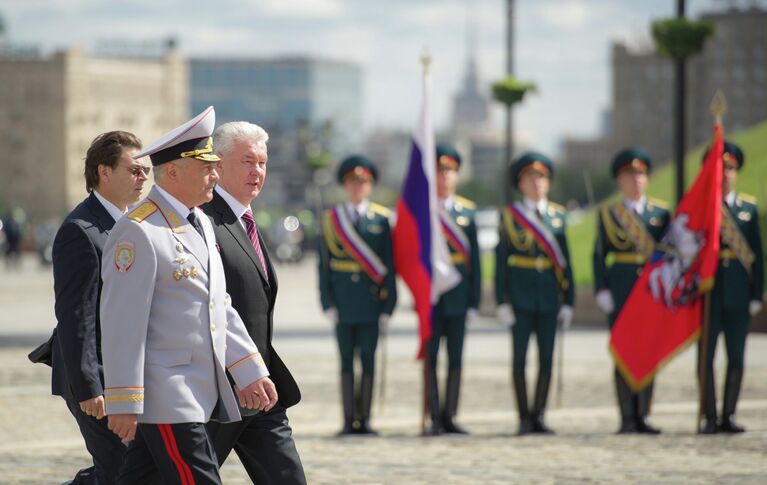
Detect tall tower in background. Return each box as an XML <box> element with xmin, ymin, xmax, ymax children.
<box><xmin>450</xmin><ymin>6</ymin><xmax>491</xmax><ymax>140</ymax></box>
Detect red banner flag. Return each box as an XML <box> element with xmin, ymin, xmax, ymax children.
<box><xmin>610</xmin><ymin>125</ymin><xmax>724</xmax><ymax>391</ymax></box>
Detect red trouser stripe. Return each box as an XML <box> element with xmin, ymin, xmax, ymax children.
<box><xmin>157</xmin><ymin>424</ymin><xmax>195</xmax><ymax>485</ymax></box>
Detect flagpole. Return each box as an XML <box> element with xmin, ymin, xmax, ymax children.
<box><xmin>697</xmin><ymin>293</ymin><xmax>711</xmax><ymax>430</ymax></box>
<box><xmin>555</xmin><ymin>324</ymin><xmax>565</xmax><ymax>408</ymax></box>
<box><xmin>419</xmin><ymin>50</ymin><xmax>432</xmax><ymax>437</ymax></box>
<box><xmin>378</xmin><ymin>330</ymin><xmax>387</xmax><ymax>414</ymax></box>
<box><xmin>697</xmin><ymin>90</ymin><xmax>727</xmax><ymax>431</ymax></box>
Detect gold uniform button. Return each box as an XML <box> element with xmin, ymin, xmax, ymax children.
<box><xmin>209</xmin><ymin>302</ymin><xmax>215</xmax><ymax>309</ymax></box>
<box><xmin>211</xmin><ymin>324</ymin><xmax>217</xmax><ymax>332</ymax></box>
<box><xmin>351</xmin><ymin>273</ymin><xmax>360</xmax><ymax>282</ymax></box>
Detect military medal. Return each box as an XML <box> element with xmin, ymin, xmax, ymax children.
<box><xmin>183</xmin><ymin>268</ymin><xmax>191</xmax><ymax>278</ymax></box>
<box><xmin>190</xmin><ymin>266</ymin><xmax>198</xmax><ymax>278</ymax></box>
<box><xmin>173</xmin><ymin>270</ymin><xmax>182</xmax><ymax>281</ymax></box>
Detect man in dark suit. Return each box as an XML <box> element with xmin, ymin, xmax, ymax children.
<box><xmin>50</xmin><ymin>131</ymin><xmax>148</xmax><ymax>484</ymax></box>
<box><xmin>202</xmin><ymin>121</ymin><xmax>306</xmax><ymax>484</ymax></box>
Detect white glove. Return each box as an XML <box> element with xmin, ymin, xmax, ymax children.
<box><xmin>595</xmin><ymin>289</ymin><xmax>615</xmax><ymax>315</ymax></box>
<box><xmin>496</xmin><ymin>303</ymin><xmax>516</xmax><ymax>327</ymax></box>
<box><xmin>324</xmin><ymin>307</ymin><xmax>337</xmax><ymax>324</ymax></box>
<box><xmin>558</xmin><ymin>305</ymin><xmax>574</xmax><ymax>330</ymax></box>
<box><xmin>466</xmin><ymin>308</ymin><xmax>478</xmax><ymax>325</ymax></box>
<box><xmin>378</xmin><ymin>314</ymin><xmax>390</xmax><ymax>335</ymax></box>
<box><xmin>749</xmin><ymin>300</ymin><xmax>763</xmax><ymax>317</ymax></box>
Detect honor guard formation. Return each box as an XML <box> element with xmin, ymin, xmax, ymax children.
<box><xmin>28</xmin><ymin>102</ymin><xmax>763</xmax><ymax>483</ymax></box>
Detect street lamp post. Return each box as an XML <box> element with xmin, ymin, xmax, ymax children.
<box><xmin>505</xmin><ymin>0</ymin><xmax>514</xmax><ymax>204</ymax></box>
<box><xmin>674</xmin><ymin>0</ymin><xmax>686</xmax><ymax>203</ymax></box>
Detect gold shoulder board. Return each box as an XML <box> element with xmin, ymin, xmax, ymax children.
<box><xmin>127</xmin><ymin>202</ymin><xmax>157</xmax><ymax>223</ymax></box>
<box><xmin>369</xmin><ymin>202</ymin><xmax>391</xmax><ymax>217</ymax></box>
<box><xmin>455</xmin><ymin>195</ymin><xmax>476</xmax><ymax>209</ymax></box>
<box><xmin>739</xmin><ymin>193</ymin><xmax>757</xmax><ymax>204</ymax></box>
<box><xmin>548</xmin><ymin>201</ymin><xmax>566</xmax><ymax>213</ymax></box>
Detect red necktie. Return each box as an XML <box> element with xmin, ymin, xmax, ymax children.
<box><xmin>241</xmin><ymin>209</ymin><xmax>269</xmax><ymax>282</ymax></box>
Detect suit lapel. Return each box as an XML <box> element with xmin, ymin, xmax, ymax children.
<box><xmin>212</xmin><ymin>192</ymin><xmax>271</xmax><ymax>288</ymax></box>
<box><xmin>86</xmin><ymin>192</ymin><xmax>117</xmax><ymax>233</ymax></box>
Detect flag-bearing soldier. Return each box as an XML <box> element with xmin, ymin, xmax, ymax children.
<box><xmin>593</xmin><ymin>148</ymin><xmax>670</xmax><ymax>434</ymax></box>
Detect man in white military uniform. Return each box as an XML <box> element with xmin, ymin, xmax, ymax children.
<box><xmin>100</xmin><ymin>106</ymin><xmax>277</xmax><ymax>485</ymax></box>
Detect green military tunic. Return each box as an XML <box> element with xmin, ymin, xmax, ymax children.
<box><xmin>428</xmin><ymin>195</ymin><xmax>482</xmax><ymax>368</ymax></box>
<box><xmin>318</xmin><ymin>202</ymin><xmax>397</xmax><ymax>374</ymax></box>
<box><xmin>707</xmin><ymin>193</ymin><xmax>764</xmax><ymax>370</ymax></box>
<box><xmin>593</xmin><ymin>197</ymin><xmax>671</xmax><ymax>327</ymax></box>
<box><xmin>495</xmin><ymin>201</ymin><xmax>574</xmax><ymax>374</ymax></box>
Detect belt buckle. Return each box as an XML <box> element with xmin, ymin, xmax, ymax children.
<box><xmin>535</xmin><ymin>257</ymin><xmax>545</xmax><ymax>273</ymax></box>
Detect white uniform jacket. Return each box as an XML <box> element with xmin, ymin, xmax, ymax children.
<box><xmin>100</xmin><ymin>186</ymin><xmax>269</xmax><ymax>424</ymax></box>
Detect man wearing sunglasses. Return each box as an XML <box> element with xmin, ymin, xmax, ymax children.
<box><xmin>45</xmin><ymin>130</ymin><xmax>148</xmax><ymax>484</ymax></box>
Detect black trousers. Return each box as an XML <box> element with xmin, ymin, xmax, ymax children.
<box><xmin>206</xmin><ymin>404</ymin><xmax>306</xmax><ymax>485</ymax></box>
<box><xmin>64</xmin><ymin>397</ymin><xmax>126</xmax><ymax>485</ymax></box>
<box><xmin>116</xmin><ymin>422</ymin><xmax>221</xmax><ymax>485</ymax></box>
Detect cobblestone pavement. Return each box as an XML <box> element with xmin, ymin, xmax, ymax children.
<box><xmin>1</xmin><ymin>256</ymin><xmax>766</xmax><ymax>484</ymax></box>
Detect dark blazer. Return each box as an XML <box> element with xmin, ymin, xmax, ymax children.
<box><xmin>202</xmin><ymin>191</ymin><xmax>301</xmax><ymax>410</ymax></box>
<box><xmin>51</xmin><ymin>192</ymin><xmax>115</xmax><ymax>401</ymax></box>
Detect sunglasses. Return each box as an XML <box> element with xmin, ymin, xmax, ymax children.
<box><xmin>125</xmin><ymin>164</ymin><xmax>151</xmax><ymax>176</ymax></box>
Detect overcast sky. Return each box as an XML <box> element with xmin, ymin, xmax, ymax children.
<box><xmin>3</xmin><ymin>0</ymin><xmax>726</xmax><ymax>156</ymax></box>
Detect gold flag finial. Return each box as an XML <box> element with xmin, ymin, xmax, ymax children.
<box><xmin>710</xmin><ymin>89</ymin><xmax>727</xmax><ymax>125</ymax></box>
<box><xmin>420</xmin><ymin>49</ymin><xmax>431</xmax><ymax>74</ymax></box>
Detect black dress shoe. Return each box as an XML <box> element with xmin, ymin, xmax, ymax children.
<box><xmin>719</xmin><ymin>416</ymin><xmax>745</xmax><ymax>433</ymax></box>
<box><xmin>356</xmin><ymin>420</ymin><xmax>378</xmax><ymax>436</ymax></box>
<box><xmin>698</xmin><ymin>418</ymin><xmax>718</xmax><ymax>434</ymax></box>
<box><xmin>517</xmin><ymin>418</ymin><xmax>535</xmax><ymax>435</ymax></box>
<box><xmin>635</xmin><ymin>418</ymin><xmax>661</xmax><ymax>434</ymax></box>
<box><xmin>424</xmin><ymin>420</ymin><xmax>443</xmax><ymax>436</ymax></box>
<box><xmin>618</xmin><ymin>420</ymin><xmax>638</xmax><ymax>434</ymax></box>
<box><xmin>442</xmin><ymin>418</ymin><xmax>469</xmax><ymax>435</ymax></box>
<box><xmin>531</xmin><ymin>416</ymin><xmax>555</xmax><ymax>435</ymax></box>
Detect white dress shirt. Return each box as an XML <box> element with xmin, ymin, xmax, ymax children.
<box><xmin>215</xmin><ymin>185</ymin><xmax>251</xmax><ymax>230</ymax></box>
<box><xmin>345</xmin><ymin>200</ymin><xmax>368</xmax><ymax>224</ymax></box>
<box><xmin>93</xmin><ymin>190</ymin><xmax>126</xmax><ymax>222</ymax></box>
<box><xmin>154</xmin><ymin>184</ymin><xmax>193</xmax><ymax>219</ymax></box>
<box><xmin>623</xmin><ymin>195</ymin><xmax>647</xmax><ymax>216</ymax></box>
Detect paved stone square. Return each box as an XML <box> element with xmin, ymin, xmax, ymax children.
<box><xmin>1</xmin><ymin>256</ymin><xmax>766</xmax><ymax>484</ymax></box>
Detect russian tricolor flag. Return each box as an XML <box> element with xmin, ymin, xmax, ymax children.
<box><xmin>393</xmin><ymin>60</ymin><xmax>460</xmax><ymax>358</ymax></box>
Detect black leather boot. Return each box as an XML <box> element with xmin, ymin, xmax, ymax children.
<box><xmin>442</xmin><ymin>368</ymin><xmax>468</xmax><ymax>434</ymax></box>
<box><xmin>531</xmin><ymin>372</ymin><xmax>554</xmax><ymax>434</ymax></box>
<box><xmin>636</xmin><ymin>381</ymin><xmax>661</xmax><ymax>434</ymax></box>
<box><xmin>424</xmin><ymin>364</ymin><xmax>443</xmax><ymax>436</ymax></box>
<box><xmin>719</xmin><ymin>367</ymin><xmax>745</xmax><ymax>433</ymax></box>
<box><xmin>513</xmin><ymin>373</ymin><xmax>533</xmax><ymax>435</ymax></box>
<box><xmin>615</xmin><ymin>370</ymin><xmax>638</xmax><ymax>434</ymax></box>
<box><xmin>337</xmin><ymin>372</ymin><xmax>356</xmax><ymax>436</ymax></box>
<box><xmin>357</xmin><ymin>374</ymin><xmax>378</xmax><ymax>435</ymax></box>
<box><xmin>698</xmin><ymin>367</ymin><xmax>718</xmax><ymax>434</ymax></box>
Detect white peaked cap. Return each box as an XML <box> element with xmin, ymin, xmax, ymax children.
<box><xmin>134</xmin><ymin>106</ymin><xmax>220</xmax><ymax>165</ymax></box>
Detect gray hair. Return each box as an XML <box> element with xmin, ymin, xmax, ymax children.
<box><xmin>213</xmin><ymin>121</ymin><xmax>269</xmax><ymax>156</ymax></box>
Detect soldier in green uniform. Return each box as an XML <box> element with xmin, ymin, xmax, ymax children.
<box><xmin>424</xmin><ymin>143</ymin><xmax>481</xmax><ymax>435</ymax></box>
<box><xmin>495</xmin><ymin>152</ymin><xmax>574</xmax><ymax>435</ymax></box>
<box><xmin>318</xmin><ymin>155</ymin><xmax>397</xmax><ymax>436</ymax></box>
<box><xmin>592</xmin><ymin>148</ymin><xmax>670</xmax><ymax>434</ymax></box>
<box><xmin>699</xmin><ymin>141</ymin><xmax>764</xmax><ymax>434</ymax></box>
